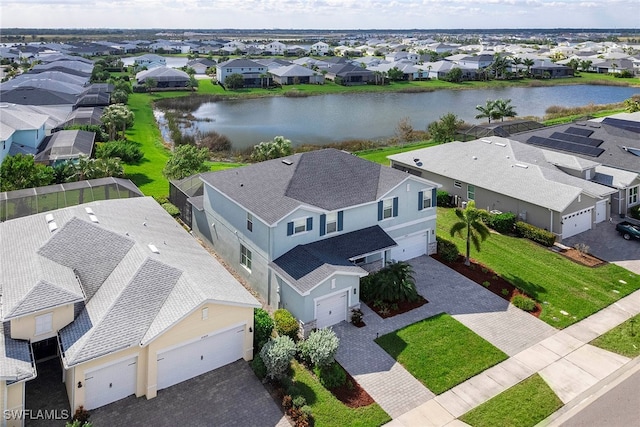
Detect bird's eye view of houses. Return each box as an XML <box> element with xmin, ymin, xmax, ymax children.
<box><xmin>1</xmin><ymin>1</ymin><xmax>640</xmax><ymax>426</ymax></box>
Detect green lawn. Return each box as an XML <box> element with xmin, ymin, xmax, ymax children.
<box><xmin>437</xmin><ymin>207</ymin><xmax>640</xmax><ymax>328</ymax></box>
<box><xmin>291</xmin><ymin>361</ymin><xmax>391</xmax><ymax>427</ymax></box>
<box><xmin>356</xmin><ymin>140</ymin><xmax>439</xmax><ymax>165</ymax></box>
<box><xmin>459</xmin><ymin>374</ymin><xmax>563</xmax><ymax>427</ymax></box>
<box><xmin>591</xmin><ymin>314</ymin><xmax>640</xmax><ymax>357</ymax></box>
<box><xmin>375</xmin><ymin>313</ymin><xmax>508</xmax><ymax>394</ymax></box>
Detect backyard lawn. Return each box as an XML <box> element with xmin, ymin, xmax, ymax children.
<box><xmin>459</xmin><ymin>374</ymin><xmax>563</xmax><ymax>427</ymax></box>
<box><xmin>375</xmin><ymin>313</ymin><xmax>508</xmax><ymax>394</ymax></box>
<box><xmin>291</xmin><ymin>361</ymin><xmax>391</xmax><ymax>427</ymax></box>
<box><xmin>437</xmin><ymin>207</ymin><xmax>640</xmax><ymax>328</ymax></box>
<box><xmin>357</xmin><ymin>140</ymin><xmax>438</xmax><ymax>165</ymax></box>
<box><xmin>590</xmin><ymin>314</ymin><xmax>640</xmax><ymax>358</ymax></box>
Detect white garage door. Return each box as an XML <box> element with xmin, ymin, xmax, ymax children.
<box><xmin>595</xmin><ymin>200</ymin><xmax>607</xmax><ymax>223</ymax></box>
<box><xmin>562</xmin><ymin>208</ymin><xmax>593</xmax><ymax>239</ymax></box>
<box><xmin>157</xmin><ymin>325</ymin><xmax>245</xmax><ymax>390</ymax></box>
<box><xmin>390</xmin><ymin>232</ymin><xmax>428</xmax><ymax>261</ymax></box>
<box><xmin>84</xmin><ymin>356</ymin><xmax>137</xmax><ymax>410</ymax></box>
<box><xmin>316</xmin><ymin>291</ymin><xmax>348</xmax><ymax>329</ymax></box>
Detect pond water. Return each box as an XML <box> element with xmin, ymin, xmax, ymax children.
<box><xmin>178</xmin><ymin>85</ymin><xmax>640</xmax><ymax>149</ymax></box>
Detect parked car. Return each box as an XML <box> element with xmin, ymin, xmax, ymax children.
<box><xmin>616</xmin><ymin>221</ymin><xmax>640</xmax><ymax>240</ymax></box>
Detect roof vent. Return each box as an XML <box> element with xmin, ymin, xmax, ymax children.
<box><xmin>45</xmin><ymin>213</ymin><xmax>55</xmax><ymax>223</ymax></box>
<box><xmin>89</xmin><ymin>214</ymin><xmax>99</xmax><ymax>223</ymax></box>
<box><xmin>281</xmin><ymin>159</ymin><xmax>293</xmax><ymax>165</ymax></box>
<box><xmin>148</xmin><ymin>244</ymin><xmax>160</xmax><ymax>254</ymax></box>
<box><xmin>48</xmin><ymin>221</ymin><xmax>58</xmax><ymax>232</ymax></box>
<box><xmin>495</xmin><ymin>142</ymin><xmax>507</xmax><ymax>147</ymax></box>
<box><xmin>482</xmin><ymin>139</ymin><xmax>492</xmax><ymax>144</ymax></box>
<box><xmin>472</xmin><ymin>156</ymin><xmax>478</xmax><ymax>160</ymax></box>
<box><xmin>85</xmin><ymin>207</ymin><xmax>94</xmax><ymax>214</ymax></box>
<box><xmin>515</xmin><ymin>163</ymin><xmax>529</xmax><ymax>169</ymax></box>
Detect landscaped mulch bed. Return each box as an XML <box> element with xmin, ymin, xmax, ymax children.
<box><xmin>330</xmin><ymin>367</ymin><xmax>375</xmax><ymax>408</ymax></box>
<box><xmin>557</xmin><ymin>247</ymin><xmax>607</xmax><ymax>267</ymax></box>
<box><xmin>364</xmin><ymin>295</ymin><xmax>428</xmax><ymax>318</ymax></box>
<box><xmin>431</xmin><ymin>254</ymin><xmax>542</xmax><ymax>318</ymax></box>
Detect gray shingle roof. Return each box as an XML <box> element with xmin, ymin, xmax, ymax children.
<box><xmin>6</xmin><ymin>280</ymin><xmax>84</xmax><ymax>319</ymax></box>
<box><xmin>200</xmin><ymin>148</ymin><xmax>412</xmax><ymax>224</ymax></box>
<box><xmin>271</xmin><ymin>225</ymin><xmax>396</xmax><ymax>294</ymax></box>
<box><xmin>0</xmin><ymin>324</ymin><xmax>35</xmax><ymax>383</ymax></box>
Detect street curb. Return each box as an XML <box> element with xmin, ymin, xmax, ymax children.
<box><xmin>537</xmin><ymin>356</ymin><xmax>640</xmax><ymax>426</ymax></box>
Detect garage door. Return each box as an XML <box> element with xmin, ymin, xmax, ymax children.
<box><xmin>595</xmin><ymin>200</ymin><xmax>607</xmax><ymax>223</ymax></box>
<box><xmin>157</xmin><ymin>325</ymin><xmax>245</xmax><ymax>390</ymax></box>
<box><xmin>316</xmin><ymin>291</ymin><xmax>348</xmax><ymax>329</ymax></box>
<box><xmin>84</xmin><ymin>356</ymin><xmax>137</xmax><ymax>410</ymax></box>
<box><xmin>390</xmin><ymin>232</ymin><xmax>428</xmax><ymax>261</ymax></box>
<box><xmin>562</xmin><ymin>208</ymin><xmax>593</xmax><ymax>239</ymax></box>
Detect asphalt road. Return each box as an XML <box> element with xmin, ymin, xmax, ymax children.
<box><xmin>560</xmin><ymin>369</ymin><xmax>640</xmax><ymax>427</ymax></box>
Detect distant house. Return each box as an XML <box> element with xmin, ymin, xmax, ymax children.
<box><xmin>530</xmin><ymin>61</ymin><xmax>574</xmax><ymax>78</ymax></box>
<box><xmin>325</xmin><ymin>63</ymin><xmax>375</xmax><ymax>85</ymax></box>
<box><xmin>190</xmin><ymin>149</ymin><xmax>439</xmax><ymax>334</ymax></box>
<box><xmin>417</xmin><ymin>61</ymin><xmax>477</xmax><ymax>80</ymax></box>
<box><xmin>34</xmin><ymin>129</ymin><xmax>95</xmax><ymax>165</ymax></box>
<box><xmin>135</xmin><ymin>66</ymin><xmax>190</xmax><ymax>88</ymax></box>
<box><xmin>0</xmin><ymin>106</ymin><xmax>48</xmax><ymax>164</ymax></box>
<box><xmin>445</xmin><ymin>53</ymin><xmax>494</xmax><ymax>70</ymax></box>
<box><xmin>263</xmin><ymin>41</ymin><xmax>286</xmax><ymax>55</ymax></box>
<box><xmin>215</xmin><ymin>59</ymin><xmax>268</xmax><ymax>87</ymax></box>
<box><xmin>133</xmin><ymin>54</ymin><xmax>167</xmax><ymax>70</ymax></box>
<box><xmin>385</xmin><ymin>51</ymin><xmax>419</xmax><ymax>63</ymax></box>
<box><xmin>310</xmin><ymin>42</ymin><xmax>330</xmax><ymax>56</ymax></box>
<box><xmin>186</xmin><ymin>58</ymin><xmax>216</xmax><ymax>74</ymax></box>
<box><xmin>30</xmin><ymin>60</ymin><xmax>93</xmax><ymax>78</ymax></box>
<box><xmin>269</xmin><ymin>64</ymin><xmax>324</xmax><ymax>85</ymax></box>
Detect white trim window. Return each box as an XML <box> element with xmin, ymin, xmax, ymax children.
<box><xmin>422</xmin><ymin>191</ymin><xmax>432</xmax><ymax>209</ymax></box>
<box><xmin>240</xmin><ymin>244</ymin><xmax>252</xmax><ymax>271</ymax></box>
<box><xmin>294</xmin><ymin>218</ymin><xmax>307</xmax><ymax>234</ymax></box>
<box><xmin>467</xmin><ymin>184</ymin><xmax>475</xmax><ymax>201</ymax></box>
<box><xmin>325</xmin><ymin>212</ymin><xmax>337</xmax><ymax>234</ymax></box>
<box><xmin>35</xmin><ymin>313</ymin><xmax>53</xmax><ymax>336</ymax></box>
<box><xmin>629</xmin><ymin>186</ymin><xmax>639</xmax><ymax>206</ymax></box>
<box><xmin>383</xmin><ymin>198</ymin><xmax>393</xmax><ymax>219</ymax></box>
<box><xmin>246</xmin><ymin>213</ymin><xmax>253</xmax><ymax>232</ymax></box>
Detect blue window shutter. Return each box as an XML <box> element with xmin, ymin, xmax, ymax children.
<box><xmin>418</xmin><ymin>191</ymin><xmax>424</xmax><ymax>211</ymax></box>
<box><xmin>377</xmin><ymin>201</ymin><xmax>383</xmax><ymax>221</ymax></box>
<box><xmin>320</xmin><ymin>214</ymin><xmax>326</xmax><ymax>236</ymax></box>
<box><xmin>337</xmin><ymin>211</ymin><xmax>344</xmax><ymax>231</ymax></box>
<box><xmin>393</xmin><ymin>197</ymin><xmax>399</xmax><ymax>217</ymax></box>
<box><xmin>287</xmin><ymin>221</ymin><xmax>294</xmax><ymax>236</ymax></box>
<box><xmin>432</xmin><ymin>188</ymin><xmax>437</xmax><ymax>207</ymax></box>
<box><xmin>306</xmin><ymin>217</ymin><xmax>313</xmax><ymax>231</ymax></box>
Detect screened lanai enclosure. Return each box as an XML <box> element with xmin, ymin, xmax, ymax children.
<box><xmin>0</xmin><ymin>177</ymin><xmax>143</xmax><ymax>222</ymax></box>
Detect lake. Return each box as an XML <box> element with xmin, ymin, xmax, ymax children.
<box><xmin>180</xmin><ymin>85</ymin><xmax>639</xmax><ymax>149</ymax></box>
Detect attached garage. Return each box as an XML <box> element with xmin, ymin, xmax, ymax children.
<box><xmin>84</xmin><ymin>356</ymin><xmax>137</xmax><ymax>410</ymax></box>
<box><xmin>562</xmin><ymin>208</ymin><xmax>593</xmax><ymax>239</ymax></box>
<box><xmin>595</xmin><ymin>200</ymin><xmax>607</xmax><ymax>223</ymax></box>
<box><xmin>390</xmin><ymin>231</ymin><xmax>428</xmax><ymax>261</ymax></box>
<box><xmin>315</xmin><ymin>291</ymin><xmax>348</xmax><ymax>329</ymax></box>
<box><xmin>156</xmin><ymin>324</ymin><xmax>245</xmax><ymax>390</ymax></box>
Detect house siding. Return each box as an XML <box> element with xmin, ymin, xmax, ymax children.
<box><xmin>12</xmin><ymin>126</ymin><xmax>46</xmax><ymax>150</ymax></box>
<box><xmin>9</xmin><ymin>304</ymin><xmax>74</xmax><ymax>342</ymax></box>
<box><xmin>4</xmin><ymin>381</ymin><xmax>24</xmax><ymax>427</ymax></box>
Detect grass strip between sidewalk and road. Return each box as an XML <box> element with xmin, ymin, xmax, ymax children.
<box><xmin>590</xmin><ymin>313</ymin><xmax>640</xmax><ymax>358</ymax></box>
<box><xmin>459</xmin><ymin>373</ymin><xmax>563</xmax><ymax>427</ymax></box>
<box><xmin>375</xmin><ymin>313</ymin><xmax>508</xmax><ymax>394</ymax></box>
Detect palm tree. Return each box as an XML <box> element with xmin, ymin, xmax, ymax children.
<box><xmin>511</xmin><ymin>57</ymin><xmax>523</xmax><ymax>76</ymax></box>
<box><xmin>475</xmin><ymin>100</ymin><xmax>497</xmax><ymax>123</ymax></box>
<box><xmin>493</xmin><ymin>99</ymin><xmax>517</xmax><ymax>122</ymax></box>
<box><xmin>491</xmin><ymin>54</ymin><xmax>510</xmax><ymax>79</ymax></box>
<box><xmin>523</xmin><ymin>58</ymin><xmax>535</xmax><ymax>77</ymax></box>
<box><xmin>579</xmin><ymin>60</ymin><xmax>592</xmax><ymax>72</ymax></box>
<box><xmin>450</xmin><ymin>201</ymin><xmax>490</xmax><ymax>266</ymax></box>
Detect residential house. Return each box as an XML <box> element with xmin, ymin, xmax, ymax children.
<box><xmin>445</xmin><ymin>53</ymin><xmax>494</xmax><ymax>70</ymax></box>
<box><xmin>510</xmin><ymin>113</ymin><xmax>640</xmax><ymax>217</ymax></box>
<box><xmin>369</xmin><ymin>61</ymin><xmax>428</xmax><ymax>81</ymax></box>
<box><xmin>190</xmin><ymin>149</ymin><xmax>439</xmax><ymax>335</ymax></box>
<box><xmin>0</xmin><ymin>197</ymin><xmax>259</xmax><ymax>425</ymax></box>
<box><xmin>269</xmin><ymin>64</ymin><xmax>324</xmax><ymax>85</ymax></box>
<box><xmin>135</xmin><ymin>66</ymin><xmax>190</xmax><ymax>88</ymax></box>
<box><xmin>325</xmin><ymin>63</ymin><xmax>375</xmax><ymax>85</ymax></box>
<box><xmin>263</xmin><ymin>41</ymin><xmax>286</xmax><ymax>55</ymax></box>
<box><xmin>310</xmin><ymin>42</ymin><xmax>330</xmax><ymax>56</ymax></box>
<box><xmin>0</xmin><ymin>106</ymin><xmax>47</xmax><ymax>164</ymax></box>
<box><xmin>418</xmin><ymin>61</ymin><xmax>477</xmax><ymax>81</ymax></box>
<box><xmin>34</xmin><ymin>129</ymin><xmax>95</xmax><ymax>165</ymax></box>
<box><xmin>385</xmin><ymin>51</ymin><xmax>419</xmax><ymax>63</ymax></box>
<box><xmin>186</xmin><ymin>58</ymin><xmax>216</xmax><ymax>75</ymax></box>
<box><xmin>133</xmin><ymin>54</ymin><xmax>166</xmax><ymax>70</ymax></box>
<box><xmin>530</xmin><ymin>61</ymin><xmax>574</xmax><ymax>78</ymax></box>
<box><xmin>389</xmin><ymin>137</ymin><xmax>616</xmax><ymax>241</ymax></box>
<box><xmin>215</xmin><ymin>59</ymin><xmax>268</xmax><ymax>87</ymax></box>
<box><xmin>30</xmin><ymin>60</ymin><xmax>93</xmax><ymax>78</ymax></box>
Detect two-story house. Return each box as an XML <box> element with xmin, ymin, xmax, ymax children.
<box><xmin>0</xmin><ymin>107</ymin><xmax>48</xmax><ymax>165</ymax></box>
<box><xmin>0</xmin><ymin>197</ymin><xmax>259</xmax><ymax>425</ymax></box>
<box><xmin>191</xmin><ymin>149</ymin><xmax>439</xmax><ymax>334</ymax></box>
<box><xmin>215</xmin><ymin>59</ymin><xmax>268</xmax><ymax>87</ymax></box>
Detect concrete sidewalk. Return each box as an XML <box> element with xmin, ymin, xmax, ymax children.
<box><xmin>386</xmin><ymin>289</ymin><xmax>640</xmax><ymax>427</ymax></box>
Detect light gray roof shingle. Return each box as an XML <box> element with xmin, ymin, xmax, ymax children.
<box><xmin>0</xmin><ymin>324</ymin><xmax>35</xmax><ymax>383</ymax></box>
<box><xmin>200</xmin><ymin>148</ymin><xmax>413</xmax><ymax>224</ymax></box>
<box><xmin>6</xmin><ymin>280</ymin><xmax>84</xmax><ymax>319</ymax></box>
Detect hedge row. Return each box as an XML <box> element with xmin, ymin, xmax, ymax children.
<box><xmin>515</xmin><ymin>221</ymin><xmax>556</xmax><ymax>247</ymax></box>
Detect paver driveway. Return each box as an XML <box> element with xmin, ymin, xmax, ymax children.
<box><xmin>89</xmin><ymin>360</ymin><xmax>286</xmax><ymax>427</ymax></box>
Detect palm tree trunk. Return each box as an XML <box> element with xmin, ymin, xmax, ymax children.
<box><xmin>466</xmin><ymin>224</ymin><xmax>471</xmax><ymax>266</ymax></box>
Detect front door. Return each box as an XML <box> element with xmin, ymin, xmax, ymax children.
<box><xmin>32</xmin><ymin>337</ymin><xmax>58</xmax><ymax>362</ymax></box>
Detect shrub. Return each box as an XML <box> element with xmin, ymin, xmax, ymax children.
<box><xmin>512</xmin><ymin>294</ymin><xmax>536</xmax><ymax>312</ymax></box>
<box><xmin>254</xmin><ymin>308</ymin><xmax>274</xmax><ymax>353</ymax></box>
<box><xmin>259</xmin><ymin>336</ymin><xmax>297</xmax><ymax>380</ymax></box>
<box><xmin>314</xmin><ymin>361</ymin><xmax>347</xmax><ymax>389</ymax></box>
<box><xmin>437</xmin><ymin>236</ymin><xmax>459</xmax><ymax>262</ymax></box>
<box><xmin>515</xmin><ymin>221</ymin><xmax>556</xmax><ymax>247</ymax></box>
<box><xmin>250</xmin><ymin>354</ymin><xmax>267</xmax><ymax>379</ymax></box>
<box><xmin>95</xmin><ymin>140</ymin><xmax>144</xmax><ymax>164</ymax></box>
<box><xmin>501</xmin><ymin>288</ymin><xmax>510</xmax><ymax>296</ymax></box>
<box><xmin>350</xmin><ymin>308</ymin><xmax>363</xmax><ymax>325</ymax></box>
<box><xmin>198</xmin><ymin>131</ymin><xmax>232</xmax><ymax>152</ymax></box>
<box><xmin>630</xmin><ymin>205</ymin><xmax>640</xmax><ymax>220</ymax></box>
<box><xmin>161</xmin><ymin>202</ymin><xmax>180</xmax><ymax>217</ymax></box>
<box><xmin>71</xmin><ymin>406</ymin><xmax>90</xmax><ymax>424</ymax></box>
<box><xmin>300</xmin><ymin>328</ymin><xmax>339</xmax><ymax>368</ymax></box>
<box><xmin>274</xmin><ymin>309</ymin><xmax>299</xmax><ymax>342</ymax></box>
<box><xmin>436</xmin><ymin>190</ymin><xmax>451</xmax><ymax>207</ymax></box>
<box><xmin>132</xmin><ymin>84</ymin><xmax>147</xmax><ymax>93</ymax></box>
<box><xmin>292</xmin><ymin>395</ymin><xmax>307</xmax><ymax>408</ymax></box>
<box><xmin>482</xmin><ymin>281</ymin><xmax>490</xmax><ymax>288</ymax></box>
<box><xmin>282</xmin><ymin>394</ymin><xmax>293</xmax><ymax>410</ymax></box>
<box><xmin>488</xmin><ymin>212</ymin><xmax>517</xmax><ymax>234</ymax></box>
<box><xmin>359</xmin><ymin>261</ymin><xmax>418</xmax><ymax>303</ymax></box>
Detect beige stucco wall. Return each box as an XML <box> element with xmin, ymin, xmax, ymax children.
<box><xmin>66</xmin><ymin>302</ymin><xmax>254</xmax><ymax>411</ymax></box>
<box><xmin>4</xmin><ymin>381</ymin><xmax>25</xmax><ymax>427</ymax></box>
<box><xmin>9</xmin><ymin>304</ymin><xmax>74</xmax><ymax>342</ymax></box>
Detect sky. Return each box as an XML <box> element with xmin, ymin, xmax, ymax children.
<box><xmin>1</xmin><ymin>0</ymin><xmax>638</xmax><ymax>30</ymax></box>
